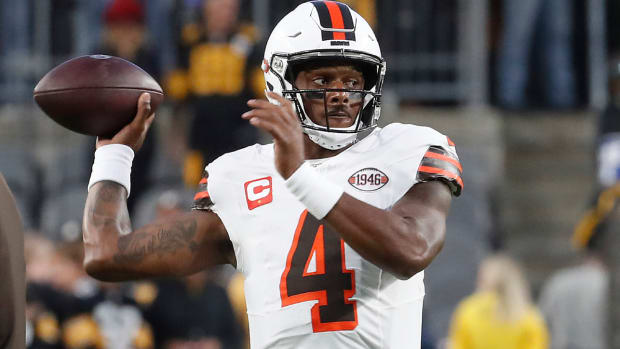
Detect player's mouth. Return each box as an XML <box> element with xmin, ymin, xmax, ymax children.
<box><xmin>325</xmin><ymin>110</ymin><xmax>354</xmax><ymax>128</ymax></box>
<box><xmin>327</xmin><ymin>111</ymin><xmax>350</xmax><ymax>118</ymax></box>
<box><xmin>326</xmin><ymin>106</ymin><xmax>351</xmax><ymax>117</ymax></box>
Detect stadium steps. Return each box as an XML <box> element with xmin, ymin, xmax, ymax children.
<box><xmin>499</xmin><ymin>111</ymin><xmax>597</xmax><ymax>293</ymax></box>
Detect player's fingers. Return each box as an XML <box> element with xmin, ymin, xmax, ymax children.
<box><xmin>144</xmin><ymin>113</ymin><xmax>156</xmax><ymax>129</ymax></box>
<box><xmin>133</xmin><ymin>93</ymin><xmax>152</xmax><ymax>125</ymax></box>
<box><xmin>247</xmin><ymin>98</ymin><xmax>275</xmax><ymax>109</ymax></box>
<box><xmin>247</xmin><ymin>99</ymin><xmax>291</xmax><ymax>120</ymax></box>
<box><xmin>243</xmin><ymin>109</ymin><xmax>294</xmax><ymax>129</ymax></box>
<box><xmin>242</xmin><ymin>108</ymin><xmax>277</xmax><ymax>121</ymax></box>
<box><xmin>247</xmin><ymin>115</ymin><xmax>280</xmax><ymax>136</ymax></box>
<box><xmin>247</xmin><ymin>98</ymin><xmax>296</xmax><ymax>124</ymax></box>
<box><xmin>244</xmin><ymin>110</ymin><xmax>290</xmax><ymax>136</ymax></box>
<box><xmin>266</xmin><ymin>92</ymin><xmax>297</xmax><ymax>122</ymax></box>
<box><xmin>266</xmin><ymin>91</ymin><xmax>290</xmax><ymax>106</ymax></box>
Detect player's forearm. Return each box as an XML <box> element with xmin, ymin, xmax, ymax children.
<box><xmin>82</xmin><ymin>181</ymin><xmax>136</xmax><ymax>280</ymax></box>
<box><xmin>325</xmin><ymin>194</ymin><xmax>445</xmax><ymax>280</ymax></box>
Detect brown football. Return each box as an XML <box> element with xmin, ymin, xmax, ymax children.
<box><xmin>33</xmin><ymin>54</ymin><xmax>163</xmax><ymax>137</ymax></box>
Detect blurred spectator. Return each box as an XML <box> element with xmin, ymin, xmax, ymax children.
<box><xmin>99</xmin><ymin>0</ymin><xmax>160</xmax><ymax>78</ymax></box>
<box><xmin>607</xmin><ymin>1</ymin><xmax>620</xmax><ymax>54</ymax></box>
<box><xmin>165</xmin><ymin>0</ymin><xmax>264</xmax><ymax>187</ymax></box>
<box><xmin>226</xmin><ymin>272</ymin><xmax>248</xmax><ymax>349</ymax></box>
<box><xmin>596</xmin><ymin>54</ymin><xmax>620</xmax><ymax>189</ymax></box>
<box><xmin>538</xmin><ymin>220</ymin><xmax>608</xmax><ymax>349</ymax></box>
<box><xmin>50</xmin><ymin>0</ymin><xmax>76</xmax><ymax>60</ymax></box>
<box><xmin>25</xmin><ymin>235</ymin><xmax>154</xmax><ymax>348</ymax></box>
<box><xmin>448</xmin><ymin>254</ymin><xmax>549</xmax><ymax>349</ymax></box>
<box><xmin>496</xmin><ymin>0</ymin><xmax>576</xmax><ymax>110</ymax></box>
<box><xmin>140</xmin><ymin>271</ymin><xmax>241</xmax><ymax>349</ymax></box>
<box><xmin>89</xmin><ymin>0</ymin><xmax>161</xmax><ymax>215</ymax></box>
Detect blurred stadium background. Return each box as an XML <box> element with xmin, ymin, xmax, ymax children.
<box><xmin>1</xmin><ymin>0</ymin><xmax>617</xmax><ymax>348</ymax></box>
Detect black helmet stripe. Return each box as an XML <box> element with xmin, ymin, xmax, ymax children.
<box><xmin>310</xmin><ymin>1</ymin><xmax>356</xmax><ymax>41</ymax></box>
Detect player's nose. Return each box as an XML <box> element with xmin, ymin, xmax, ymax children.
<box><xmin>327</xmin><ymin>81</ymin><xmax>349</xmax><ymax>104</ymax></box>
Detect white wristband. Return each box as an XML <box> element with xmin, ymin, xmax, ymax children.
<box><xmin>88</xmin><ymin>144</ymin><xmax>134</xmax><ymax>197</ymax></box>
<box><xmin>285</xmin><ymin>162</ymin><xmax>344</xmax><ymax>219</ymax></box>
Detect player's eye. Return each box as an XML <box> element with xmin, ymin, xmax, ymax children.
<box><xmin>312</xmin><ymin>77</ymin><xmax>326</xmax><ymax>86</ymax></box>
<box><xmin>346</xmin><ymin>80</ymin><xmax>359</xmax><ymax>88</ymax></box>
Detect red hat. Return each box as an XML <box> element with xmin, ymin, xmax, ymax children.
<box><xmin>104</xmin><ymin>0</ymin><xmax>144</xmax><ymax>24</ymax></box>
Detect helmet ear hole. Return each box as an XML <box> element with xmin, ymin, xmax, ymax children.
<box><xmin>358</xmin><ymin>62</ymin><xmax>379</xmax><ymax>90</ymax></box>
<box><xmin>360</xmin><ymin>102</ymin><xmax>374</xmax><ymax>126</ymax></box>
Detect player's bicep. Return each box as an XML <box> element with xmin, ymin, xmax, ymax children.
<box><xmin>189</xmin><ymin>209</ymin><xmax>236</xmax><ymax>267</ymax></box>
<box><xmin>392</xmin><ymin>181</ymin><xmax>452</xmax><ymax>225</ymax></box>
<box><xmin>388</xmin><ymin>180</ymin><xmax>452</xmax><ymax>272</ymax></box>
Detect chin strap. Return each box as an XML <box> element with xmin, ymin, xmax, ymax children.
<box><xmin>303</xmin><ymin>126</ymin><xmax>376</xmax><ymax>150</ymax></box>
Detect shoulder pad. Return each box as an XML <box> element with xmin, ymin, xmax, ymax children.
<box><xmin>192</xmin><ymin>170</ymin><xmax>214</xmax><ymax>210</ymax></box>
<box><xmin>417</xmin><ymin>145</ymin><xmax>463</xmax><ymax>196</ymax></box>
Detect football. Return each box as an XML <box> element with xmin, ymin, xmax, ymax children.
<box><xmin>33</xmin><ymin>54</ymin><xmax>163</xmax><ymax>137</ymax></box>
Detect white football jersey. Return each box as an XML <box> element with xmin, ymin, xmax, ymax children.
<box><xmin>192</xmin><ymin>123</ymin><xmax>462</xmax><ymax>349</ymax></box>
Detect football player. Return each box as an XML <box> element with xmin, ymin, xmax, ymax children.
<box><xmin>82</xmin><ymin>2</ymin><xmax>463</xmax><ymax>348</ymax></box>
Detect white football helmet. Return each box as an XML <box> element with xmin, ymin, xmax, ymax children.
<box><xmin>262</xmin><ymin>1</ymin><xmax>386</xmax><ymax>150</ymax></box>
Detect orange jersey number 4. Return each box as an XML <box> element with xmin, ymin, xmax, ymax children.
<box><xmin>280</xmin><ymin>210</ymin><xmax>358</xmax><ymax>332</ymax></box>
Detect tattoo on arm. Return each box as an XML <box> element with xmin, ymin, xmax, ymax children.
<box><xmin>113</xmin><ymin>218</ymin><xmax>198</xmax><ymax>264</ymax></box>
<box><xmin>98</xmin><ymin>182</ymin><xmax>123</xmax><ymax>202</ymax></box>
<box><xmin>87</xmin><ymin>181</ymin><xmax>131</xmax><ymax>232</ymax></box>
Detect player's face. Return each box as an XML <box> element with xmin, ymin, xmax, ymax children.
<box><xmin>294</xmin><ymin>65</ymin><xmax>365</xmax><ymax>129</ymax></box>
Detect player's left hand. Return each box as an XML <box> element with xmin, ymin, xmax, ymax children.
<box><xmin>243</xmin><ymin>92</ymin><xmax>304</xmax><ymax>179</ymax></box>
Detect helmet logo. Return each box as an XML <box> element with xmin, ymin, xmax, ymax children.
<box><xmin>311</xmin><ymin>1</ymin><xmax>356</xmax><ymax>41</ymax></box>
<box><xmin>272</xmin><ymin>57</ymin><xmax>285</xmax><ymax>74</ymax></box>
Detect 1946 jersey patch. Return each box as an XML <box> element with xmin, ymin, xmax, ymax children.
<box><xmin>348</xmin><ymin>168</ymin><xmax>389</xmax><ymax>191</ymax></box>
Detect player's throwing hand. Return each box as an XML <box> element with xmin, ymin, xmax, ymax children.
<box><xmin>96</xmin><ymin>92</ymin><xmax>155</xmax><ymax>152</ymax></box>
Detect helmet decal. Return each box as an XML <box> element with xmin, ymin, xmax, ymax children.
<box><xmin>311</xmin><ymin>1</ymin><xmax>356</xmax><ymax>41</ymax></box>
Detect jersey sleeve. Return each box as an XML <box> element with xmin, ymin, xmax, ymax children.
<box><xmin>191</xmin><ymin>169</ymin><xmax>214</xmax><ymax>210</ymax></box>
<box><xmin>416</xmin><ymin>136</ymin><xmax>463</xmax><ymax>196</ymax></box>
